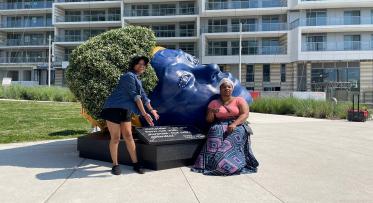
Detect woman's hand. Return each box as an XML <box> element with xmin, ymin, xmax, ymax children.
<box><xmin>227</xmin><ymin>123</ymin><xmax>237</xmax><ymax>134</ymax></box>
<box><xmin>142</xmin><ymin>113</ymin><xmax>154</xmax><ymax>126</ymax></box>
<box><xmin>150</xmin><ymin>109</ymin><xmax>160</xmax><ymax>120</ymax></box>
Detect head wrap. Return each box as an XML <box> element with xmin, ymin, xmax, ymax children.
<box><xmin>218</xmin><ymin>78</ymin><xmax>234</xmax><ymax>91</ymax></box>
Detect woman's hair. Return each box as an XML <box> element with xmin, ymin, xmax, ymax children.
<box><xmin>129</xmin><ymin>55</ymin><xmax>150</xmax><ymax>71</ymax></box>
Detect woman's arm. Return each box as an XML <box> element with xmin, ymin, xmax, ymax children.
<box><xmin>145</xmin><ymin>102</ymin><xmax>159</xmax><ymax>120</ymax></box>
<box><xmin>135</xmin><ymin>98</ymin><xmax>154</xmax><ymax>126</ymax></box>
<box><xmin>206</xmin><ymin>108</ymin><xmax>215</xmax><ymax>123</ymax></box>
<box><xmin>227</xmin><ymin>99</ymin><xmax>249</xmax><ymax>133</ymax></box>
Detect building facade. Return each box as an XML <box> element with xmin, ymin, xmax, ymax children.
<box><xmin>1</xmin><ymin>0</ymin><xmax>373</xmax><ymax>102</ymax></box>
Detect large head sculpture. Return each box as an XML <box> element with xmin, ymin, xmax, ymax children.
<box><xmin>148</xmin><ymin>48</ymin><xmax>253</xmax><ymax>130</ymax></box>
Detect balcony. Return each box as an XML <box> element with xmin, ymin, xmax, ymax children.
<box><xmin>205</xmin><ymin>0</ymin><xmax>287</xmax><ymax>10</ymax></box>
<box><xmin>56</xmin><ymin>14</ymin><xmax>121</xmax><ymax>22</ymax></box>
<box><xmin>206</xmin><ymin>46</ymin><xmax>286</xmax><ymax>56</ymax></box>
<box><xmin>0</xmin><ymin>57</ymin><xmax>48</xmax><ymax>64</ymax></box>
<box><xmin>124</xmin><ymin>7</ymin><xmax>197</xmax><ymax>17</ymax></box>
<box><xmin>0</xmin><ymin>1</ymin><xmax>52</xmax><ymax>10</ymax></box>
<box><xmin>0</xmin><ymin>21</ymin><xmax>52</xmax><ymax>28</ymax></box>
<box><xmin>153</xmin><ymin>29</ymin><xmax>196</xmax><ymax>38</ymax></box>
<box><xmin>57</xmin><ymin>0</ymin><xmax>120</xmax><ymax>2</ymax></box>
<box><xmin>300</xmin><ymin>16</ymin><xmax>372</xmax><ymax>27</ymax></box>
<box><xmin>295</xmin><ymin>0</ymin><xmax>373</xmax><ymax>9</ymax></box>
<box><xmin>302</xmin><ymin>41</ymin><xmax>373</xmax><ymax>51</ymax></box>
<box><xmin>3</xmin><ymin>39</ymin><xmax>48</xmax><ymax>46</ymax></box>
<box><xmin>201</xmin><ymin>23</ymin><xmax>288</xmax><ymax>33</ymax></box>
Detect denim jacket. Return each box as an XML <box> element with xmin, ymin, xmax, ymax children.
<box><xmin>103</xmin><ymin>71</ymin><xmax>150</xmax><ymax>115</ymax></box>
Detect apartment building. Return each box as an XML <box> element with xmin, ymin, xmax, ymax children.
<box><xmin>1</xmin><ymin>0</ymin><xmax>373</xmax><ymax>102</ymax></box>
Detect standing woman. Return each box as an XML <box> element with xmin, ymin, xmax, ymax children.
<box><xmin>101</xmin><ymin>55</ymin><xmax>159</xmax><ymax>175</ymax></box>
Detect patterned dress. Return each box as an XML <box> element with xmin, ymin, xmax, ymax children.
<box><xmin>192</xmin><ymin>97</ymin><xmax>259</xmax><ymax>175</ymax></box>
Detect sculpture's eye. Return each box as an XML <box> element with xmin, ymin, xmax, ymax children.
<box><xmin>185</xmin><ymin>54</ymin><xmax>199</xmax><ymax>65</ymax></box>
<box><xmin>178</xmin><ymin>72</ymin><xmax>192</xmax><ymax>88</ymax></box>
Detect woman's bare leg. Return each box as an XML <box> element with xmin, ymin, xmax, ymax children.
<box><xmin>120</xmin><ymin>122</ymin><xmax>138</xmax><ymax>163</ymax></box>
<box><xmin>106</xmin><ymin>121</ymin><xmax>121</xmax><ymax>166</ymax></box>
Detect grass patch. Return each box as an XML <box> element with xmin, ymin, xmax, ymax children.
<box><xmin>0</xmin><ymin>100</ymin><xmax>91</xmax><ymax>143</ymax></box>
<box><xmin>0</xmin><ymin>85</ymin><xmax>76</xmax><ymax>102</ymax></box>
<box><xmin>250</xmin><ymin>97</ymin><xmax>370</xmax><ymax>119</ymax></box>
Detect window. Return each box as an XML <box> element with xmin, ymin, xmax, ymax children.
<box><xmin>206</xmin><ymin>0</ymin><xmax>227</xmax><ymax>10</ymax></box>
<box><xmin>262</xmin><ymin>15</ymin><xmax>282</xmax><ymax>31</ymax></box>
<box><xmin>263</xmin><ymin>64</ymin><xmax>270</xmax><ymax>82</ymax></box>
<box><xmin>231</xmin><ymin>40</ymin><xmax>257</xmax><ymax>55</ymax></box>
<box><xmin>246</xmin><ymin>64</ymin><xmax>254</xmax><ymax>82</ymax></box>
<box><xmin>65</xmin><ymin>30</ymin><xmax>81</xmax><ymax>41</ymax></box>
<box><xmin>7</xmin><ymin>71</ymin><xmax>19</xmax><ymax>81</ymax></box>
<box><xmin>180</xmin><ymin>2</ymin><xmax>195</xmax><ymax>15</ymax></box>
<box><xmin>263</xmin><ymin>87</ymin><xmax>280</xmax><ymax>91</ymax></box>
<box><xmin>180</xmin><ymin>23</ymin><xmax>195</xmax><ymax>37</ymax></box>
<box><xmin>231</xmin><ymin>18</ymin><xmax>257</xmax><ymax>32</ymax></box>
<box><xmin>23</xmin><ymin>70</ymin><xmax>32</xmax><ymax>81</ymax></box>
<box><xmin>281</xmin><ymin>64</ymin><xmax>286</xmax><ymax>82</ymax></box>
<box><xmin>344</xmin><ymin>10</ymin><xmax>360</xmax><ymax>25</ymax></box>
<box><xmin>179</xmin><ymin>43</ymin><xmax>195</xmax><ymax>55</ymax></box>
<box><xmin>152</xmin><ymin>4</ymin><xmax>176</xmax><ymax>16</ymax></box>
<box><xmin>305</xmin><ymin>34</ymin><xmax>326</xmax><ymax>51</ymax></box>
<box><xmin>83</xmin><ymin>10</ymin><xmax>105</xmax><ymax>21</ymax></box>
<box><xmin>262</xmin><ymin>38</ymin><xmax>281</xmax><ymax>54</ymax></box>
<box><xmin>152</xmin><ymin>25</ymin><xmax>175</xmax><ymax>37</ymax></box>
<box><xmin>83</xmin><ymin>29</ymin><xmax>105</xmax><ymax>40</ymax></box>
<box><xmin>311</xmin><ymin>62</ymin><xmax>360</xmax><ymax>91</ymax></box>
<box><xmin>108</xmin><ymin>8</ymin><xmax>120</xmax><ymax>21</ymax></box>
<box><xmin>131</xmin><ymin>5</ymin><xmax>149</xmax><ymax>16</ymax></box>
<box><xmin>65</xmin><ymin>11</ymin><xmax>81</xmax><ymax>22</ymax></box>
<box><xmin>208</xmin><ymin>19</ymin><xmax>228</xmax><ymax>33</ymax></box>
<box><xmin>344</xmin><ymin>35</ymin><xmax>361</xmax><ymax>50</ymax></box>
<box><xmin>306</xmin><ymin>10</ymin><xmax>327</xmax><ymax>26</ymax></box>
<box><xmin>246</xmin><ymin>87</ymin><xmax>254</xmax><ymax>91</ymax></box>
<box><xmin>207</xmin><ymin>41</ymin><xmax>228</xmax><ymax>55</ymax></box>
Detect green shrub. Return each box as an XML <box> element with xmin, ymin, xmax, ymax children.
<box><xmin>250</xmin><ymin>97</ymin><xmax>366</xmax><ymax>119</ymax></box>
<box><xmin>0</xmin><ymin>85</ymin><xmax>76</xmax><ymax>102</ymax></box>
<box><xmin>65</xmin><ymin>26</ymin><xmax>158</xmax><ymax>119</ymax></box>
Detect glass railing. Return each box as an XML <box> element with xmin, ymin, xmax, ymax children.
<box><xmin>55</xmin><ymin>35</ymin><xmax>102</xmax><ymax>42</ymax></box>
<box><xmin>301</xmin><ymin>16</ymin><xmax>372</xmax><ymax>26</ymax></box>
<box><xmin>5</xmin><ymin>39</ymin><xmax>47</xmax><ymax>46</ymax></box>
<box><xmin>205</xmin><ymin>0</ymin><xmax>287</xmax><ymax>10</ymax></box>
<box><xmin>0</xmin><ymin>57</ymin><xmax>48</xmax><ymax>63</ymax></box>
<box><xmin>201</xmin><ymin>23</ymin><xmax>287</xmax><ymax>33</ymax></box>
<box><xmin>152</xmin><ymin>29</ymin><xmax>196</xmax><ymax>37</ymax></box>
<box><xmin>0</xmin><ymin>1</ymin><xmax>52</xmax><ymax>10</ymax></box>
<box><xmin>0</xmin><ymin>21</ymin><xmax>52</xmax><ymax>28</ymax></box>
<box><xmin>302</xmin><ymin>41</ymin><xmax>373</xmax><ymax>51</ymax></box>
<box><xmin>206</xmin><ymin>45</ymin><xmax>286</xmax><ymax>55</ymax></box>
<box><xmin>57</xmin><ymin>0</ymin><xmax>120</xmax><ymax>2</ymax></box>
<box><xmin>124</xmin><ymin>7</ymin><xmax>197</xmax><ymax>16</ymax></box>
<box><xmin>56</xmin><ymin>14</ymin><xmax>121</xmax><ymax>22</ymax></box>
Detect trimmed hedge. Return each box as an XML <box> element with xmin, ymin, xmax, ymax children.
<box><xmin>65</xmin><ymin>26</ymin><xmax>158</xmax><ymax>120</ymax></box>
<box><xmin>250</xmin><ymin>97</ymin><xmax>369</xmax><ymax>119</ymax></box>
<box><xmin>0</xmin><ymin>85</ymin><xmax>76</xmax><ymax>102</ymax></box>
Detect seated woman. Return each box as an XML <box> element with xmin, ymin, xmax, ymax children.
<box><xmin>192</xmin><ymin>78</ymin><xmax>259</xmax><ymax>176</ymax></box>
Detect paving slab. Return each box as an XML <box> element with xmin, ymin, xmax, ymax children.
<box><xmin>1</xmin><ymin>113</ymin><xmax>373</xmax><ymax>203</ymax></box>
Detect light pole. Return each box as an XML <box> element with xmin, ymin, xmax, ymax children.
<box><xmin>48</xmin><ymin>34</ymin><xmax>51</xmax><ymax>87</ymax></box>
<box><xmin>238</xmin><ymin>22</ymin><xmax>242</xmax><ymax>83</ymax></box>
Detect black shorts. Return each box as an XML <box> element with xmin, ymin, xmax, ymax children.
<box><xmin>100</xmin><ymin>108</ymin><xmax>132</xmax><ymax>124</ymax></box>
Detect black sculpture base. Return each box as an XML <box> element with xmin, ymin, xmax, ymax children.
<box><xmin>77</xmin><ymin>132</ymin><xmax>205</xmax><ymax>170</ymax></box>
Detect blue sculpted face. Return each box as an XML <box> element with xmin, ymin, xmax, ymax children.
<box><xmin>148</xmin><ymin>48</ymin><xmax>252</xmax><ymax>130</ymax></box>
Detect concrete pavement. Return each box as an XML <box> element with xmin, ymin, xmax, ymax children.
<box><xmin>1</xmin><ymin>113</ymin><xmax>373</xmax><ymax>203</ymax></box>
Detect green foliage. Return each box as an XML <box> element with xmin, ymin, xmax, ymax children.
<box><xmin>0</xmin><ymin>85</ymin><xmax>76</xmax><ymax>102</ymax></box>
<box><xmin>65</xmin><ymin>26</ymin><xmax>158</xmax><ymax>119</ymax></box>
<box><xmin>250</xmin><ymin>97</ymin><xmax>368</xmax><ymax>119</ymax></box>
